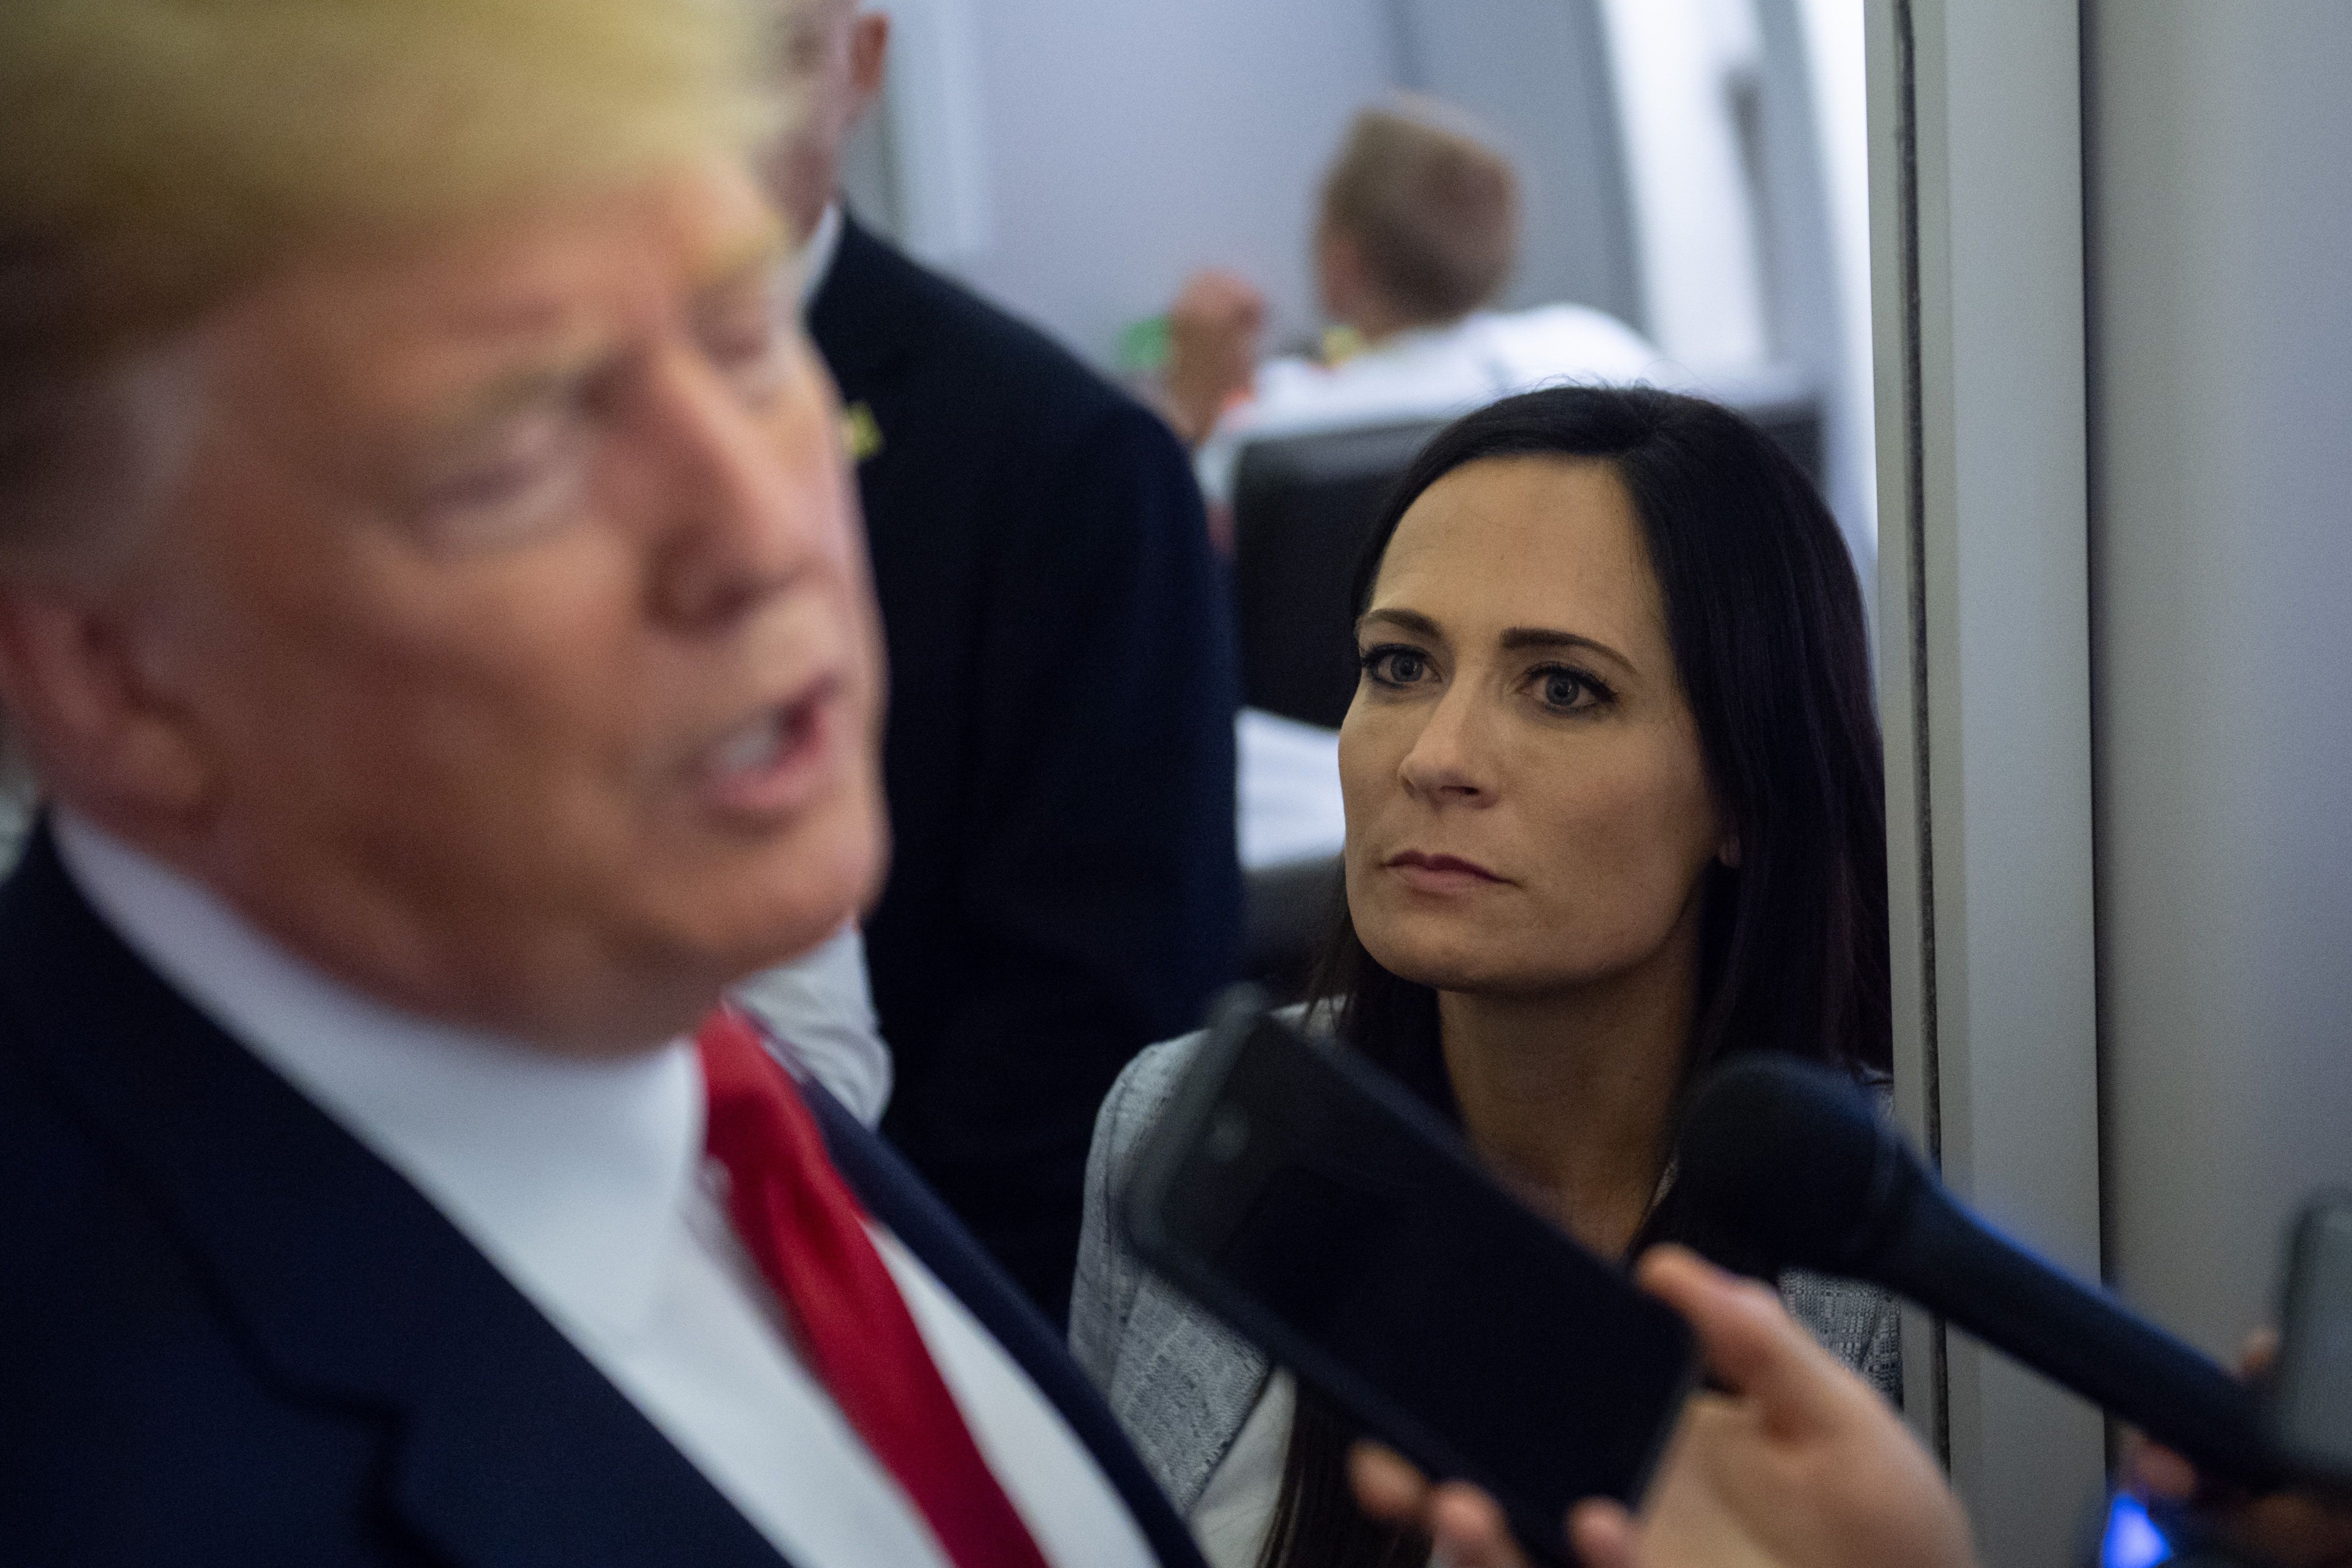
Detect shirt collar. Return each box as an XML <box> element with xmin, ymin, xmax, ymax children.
<box><xmin>796</xmin><ymin>201</ymin><xmax>846</xmax><ymax>310</ymax></box>
<box><xmin>52</xmin><ymin>809</ymin><xmax>702</xmax><ymax>1345</ymax></box>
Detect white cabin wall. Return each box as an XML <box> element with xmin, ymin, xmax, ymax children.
<box><xmin>2088</xmin><ymin>0</ymin><xmax>2352</xmax><ymax>1358</ymax></box>
<box><xmin>915</xmin><ymin>0</ymin><xmax>1398</xmax><ymax>369</ymax></box>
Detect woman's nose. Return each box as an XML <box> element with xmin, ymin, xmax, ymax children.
<box><xmin>1397</xmin><ymin>690</ymin><xmax>1493</xmax><ymax>804</ymax></box>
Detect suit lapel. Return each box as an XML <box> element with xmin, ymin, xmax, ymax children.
<box><xmin>806</xmin><ymin>1084</ymin><xmax>1209</xmax><ymax>1568</ymax></box>
<box><xmin>0</xmin><ymin>830</ymin><xmax>792</xmax><ymax>1568</ymax></box>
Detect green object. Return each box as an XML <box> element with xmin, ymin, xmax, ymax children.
<box><xmin>1118</xmin><ymin>314</ymin><xmax>1171</xmax><ymax>377</ymax></box>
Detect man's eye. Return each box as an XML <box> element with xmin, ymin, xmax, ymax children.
<box><xmin>707</xmin><ymin>322</ymin><xmax>788</xmax><ymax>404</ymax></box>
<box><xmin>413</xmin><ymin>415</ymin><xmax>585</xmax><ymax>550</ymax></box>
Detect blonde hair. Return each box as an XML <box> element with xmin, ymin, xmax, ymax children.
<box><xmin>1320</xmin><ymin>97</ymin><xmax>1519</xmax><ymax>327</ymax></box>
<box><xmin>0</xmin><ymin>0</ymin><xmax>789</xmax><ymax>544</ymax></box>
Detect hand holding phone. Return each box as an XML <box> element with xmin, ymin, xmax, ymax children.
<box><xmin>1352</xmin><ymin>1248</ymin><xmax>1980</xmax><ymax>1568</ymax></box>
<box><xmin>1120</xmin><ymin>991</ymin><xmax>1697</xmax><ymax>1560</ymax></box>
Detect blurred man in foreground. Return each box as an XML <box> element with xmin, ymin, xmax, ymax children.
<box><xmin>768</xmin><ymin>0</ymin><xmax>1244</xmax><ymax>1328</ymax></box>
<box><xmin>0</xmin><ymin>2</ymin><xmax>1202</xmax><ymax>1561</ymax></box>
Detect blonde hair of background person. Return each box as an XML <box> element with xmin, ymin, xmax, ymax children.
<box><xmin>1318</xmin><ymin>98</ymin><xmax>1519</xmax><ymax>335</ymax></box>
<box><xmin>1161</xmin><ymin>98</ymin><xmax>1520</xmax><ymax>449</ymax></box>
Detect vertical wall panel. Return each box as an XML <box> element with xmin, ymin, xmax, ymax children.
<box><xmin>1870</xmin><ymin>0</ymin><xmax>2106</xmax><ymax>1557</ymax></box>
<box><xmin>2088</xmin><ymin>1</ymin><xmax>2352</xmax><ymax>1361</ymax></box>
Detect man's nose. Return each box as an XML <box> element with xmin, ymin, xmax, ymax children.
<box><xmin>640</xmin><ymin>340</ymin><xmax>839</xmax><ymax>632</ymax></box>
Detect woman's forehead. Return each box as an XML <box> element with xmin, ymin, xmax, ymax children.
<box><xmin>1370</xmin><ymin>455</ymin><xmax>1664</xmax><ymax>645</ymax></box>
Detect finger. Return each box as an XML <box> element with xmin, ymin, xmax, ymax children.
<box><xmin>1426</xmin><ymin>1480</ymin><xmax>1529</xmax><ymax>1568</ymax></box>
<box><xmin>2241</xmin><ymin>1328</ymin><xmax>2280</xmax><ymax>1381</ymax></box>
<box><xmin>2127</xmin><ymin>1439</ymin><xmax>2201</xmax><ymax>1502</ymax></box>
<box><xmin>1636</xmin><ymin>1245</ymin><xmax>1848</xmax><ymax>1422</ymax></box>
<box><xmin>1349</xmin><ymin>1442</ymin><xmax>1433</xmax><ymax>1525</ymax></box>
<box><xmin>1567</xmin><ymin>1499</ymin><xmax>1641</xmax><ymax>1568</ymax></box>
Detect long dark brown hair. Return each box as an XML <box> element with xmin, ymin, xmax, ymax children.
<box><xmin>1256</xmin><ymin>385</ymin><xmax>1889</xmax><ymax>1568</ymax></box>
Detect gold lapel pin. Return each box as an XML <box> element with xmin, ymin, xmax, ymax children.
<box><xmin>841</xmin><ymin>401</ymin><xmax>884</xmax><ymax>464</ymax></box>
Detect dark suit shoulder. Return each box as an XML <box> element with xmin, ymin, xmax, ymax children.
<box><xmin>809</xmin><ymin>216</ymin><xmax>1146</xmax><ymax>448</ymax></box>
<box><xmin>0</xmin><ymin>1006</ymin><xmax>410</xmax><ymax>1564</ymax></box>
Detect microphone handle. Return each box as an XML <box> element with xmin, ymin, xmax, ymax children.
<box><xmin>1875</xmin><ymin>1187</ymin><xmax>2282</xmax><ymax>1490</ymax></box>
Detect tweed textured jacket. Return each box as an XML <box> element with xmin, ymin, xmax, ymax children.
<box><xmin>1071</xmin><ymin>1031</ymin><xmax>1904</xmax><ymax>1516</ymax></box>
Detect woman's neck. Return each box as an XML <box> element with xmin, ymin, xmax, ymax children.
<box><xmin>1437</xmin><ymin>914</ymin><xmax>1702</xmax><ymax>1259</ymax></box>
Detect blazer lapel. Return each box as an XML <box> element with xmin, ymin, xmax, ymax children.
<box><xmin>1108</xmin><ymin>1271</ymin><xmax>1271</xmax><ymax>1516</ymax></box>
<box><xmin>805</xmin><ymin>1084</ymin><xmax>1210</xmax><ymax>1568</ymax></box>
<box><xmin>0</xmin><ymin>830</ymin><xmax>791</xmax><ymax>1568</ymax></box>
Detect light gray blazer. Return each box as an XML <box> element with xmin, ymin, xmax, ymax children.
<box><xmin>1071</xmin><ymin>1031</ymin><xmax>1905</xmax><ymax>1515</ymax></box>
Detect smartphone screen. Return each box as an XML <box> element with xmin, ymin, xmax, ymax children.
<box><xmin>1123</xmin><ymin>998</ymin><xmax>1695</xmax><ymax>1551</ymax></box>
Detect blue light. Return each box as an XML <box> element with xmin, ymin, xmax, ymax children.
<box><xmin>2100</xmin><ymin>1494</ymin><xmax>2171</xmax><ymax>1568</ymax></box>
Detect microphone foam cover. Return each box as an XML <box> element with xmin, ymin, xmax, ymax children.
<box><xmin>1672</xmin><ymin>1053</ymin><xmax>1914</xmax><ymax>1278</ymax></box>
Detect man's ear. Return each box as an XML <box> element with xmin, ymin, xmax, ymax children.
<box><xmin>0</xmin><ymin>581</ymin><xmax>211</xmax><ymax>827</ymax></box>
<box><xmin>1316</xmin><ymin>227</ymin><xmax>1364</xmax><ymax>321</ymax></box>
<box><xmin>1718</xmin><ymin>828</ymin><xmax>1743</xmax><ymax>870</ymax></box>
<box><xmin>846</xmin><ymin>12</ymin><xmax>890</xmax><ymax>122</ymax></box>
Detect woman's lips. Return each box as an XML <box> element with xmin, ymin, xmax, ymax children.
<box><xmin>698</xmin><ymin>675</ymin><xmax>845</xmax><ymax>818</ymax></box>
<box><xmin>1384</xmin><ymin>850</ymin><xmax>1510</xmax><ymax>894</ymax></box>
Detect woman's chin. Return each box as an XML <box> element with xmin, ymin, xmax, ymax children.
<box><xmin>1359</xmin><ymin>927</ymin><xmax>1525</xmax><ymax>996</ymax></box>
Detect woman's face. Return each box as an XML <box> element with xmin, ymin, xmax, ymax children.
<box><xmin>1339</xmin><ymin>455</ymin><xmax>1729</xmax><ymax>998</ymax></box>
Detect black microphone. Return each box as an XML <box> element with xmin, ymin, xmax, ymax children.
<box><xmin>1671</xmin><ymin>1053</ymin><xmax>2283</xmax><ymax>1490</ymax></box>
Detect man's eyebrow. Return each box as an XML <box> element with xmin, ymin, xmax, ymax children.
<box><xmin>418</xmin><ymin>350</ymin><xmax>608</xmax><ymax>446</ymax></box>
<box><xmin>695</xmin><ymin>221</ymin><xmax>793</xmax><ymax>302</ymax></box>
<box><xmin>1499</xmin><ymin>625</ymin><xmax>1637</xmax><ymax>672</ymax></box>
<box><xmin>420</xmin><ymin>227</ymin><xmax>792</xmax><ymax>442</ymax></box>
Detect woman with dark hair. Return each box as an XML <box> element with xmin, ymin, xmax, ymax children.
<box><xmin>1071</xmin><ymin>385</ymin><xmax>1896</xmax><ymax>1568</ymax></box>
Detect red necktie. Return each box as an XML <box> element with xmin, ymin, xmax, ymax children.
<box><xmin>696</xmin><ymin>1007</ymin><xmax>1055</xmax><ymax>1568</ymax></box>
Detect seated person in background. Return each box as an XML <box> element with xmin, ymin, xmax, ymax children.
<box><xmin>773</xmin><ymin>0</ymin><xmax>1244</xmax><ymax>1328</ymax></box>
<box><xmin>1161</xmin><ymin>98</ymin><xmax>1672</xmax><ymax>505</ymax></box>
<box><xmin>0</xmin><ymin>2</ymin><xmax>1206</xmax><ymax>1560</ymax></box>
<box><xmin>1073</xmin><ymin>385</ymin><xmax>1897</xmax><ymax>1568</ymax></box>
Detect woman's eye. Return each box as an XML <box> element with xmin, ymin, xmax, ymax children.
<box><xmin>1535</xmin><ymin>665</ymin><xmax>1609</xmax><ymax>713</ymax></box>
<box><xmin>1362</xmin><ymin>646</ymin><xmax>1432</xmax><ymax>687</ymax></box>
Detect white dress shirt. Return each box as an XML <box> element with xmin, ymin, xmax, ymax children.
<box><xmin>53</xmin><ymin>811</ymin><xmax>1158</xmax><ymax>1568</ymax></box>
<box><xmin>732</xmin><ymin>923</ymin><xmax>894</xmax><ymax>1127</ymax></box>
<box><xmin>1185</xmin><ymin>1371</ymin><xmax>1297</xmax><ymax>1568</ymax></box>
<box><xmin>1196</xmin><ymin>302</ymin><xmax>1679</xmax><ymax>503</ymax></box>
<box><xmin>798</xmin><ymin>200</ymin><xmax>845</xmax><ymax>311</ymax></box>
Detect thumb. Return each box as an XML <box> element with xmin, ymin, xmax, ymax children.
<box><xmin>1567</xmin><ymin>1499</ymin><xmax>1642</xmax><ymax>1568</ymax></box>
<box><xmin>1635</xmin><ymin>1245</ymin><xmax>1853</xmax><ymax>1432</ymax></box>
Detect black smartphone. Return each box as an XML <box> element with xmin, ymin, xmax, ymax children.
<box><xmin>2272</xmin><ymin>1192</ymin><xmax>2352</xmax><ymax>1485</ymax></box>
<box><xmin>1121</xmin><ymin>990</ymin><xmax>1697</xmax><ymax>1559</ymax></box>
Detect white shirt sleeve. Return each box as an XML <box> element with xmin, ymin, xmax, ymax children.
<box><xmin>730</xmin><ymin>924</ymin><xmax>894</xmax><ymax>1128</ymax></box>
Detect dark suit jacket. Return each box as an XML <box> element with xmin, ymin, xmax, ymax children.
<box><xmin>0</xmin><ymin>827</ymin><xmax>1207</xmax><ymax>1568</ymax></box>
<box><xmin>808</xmin><ymin>216</ymin><xmax>1242</xmax><ymax>1328</ymax></box>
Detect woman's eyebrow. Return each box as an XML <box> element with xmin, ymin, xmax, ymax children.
<box><xmin>1357</xmin><ymin>607</ymin><xmax>1446</xmax><ymax>641</ymax></box>
<box><xmin>1498</xmin><ymin>626</ymin><xmax>1636</xmax><ymax>673</ymax></box>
